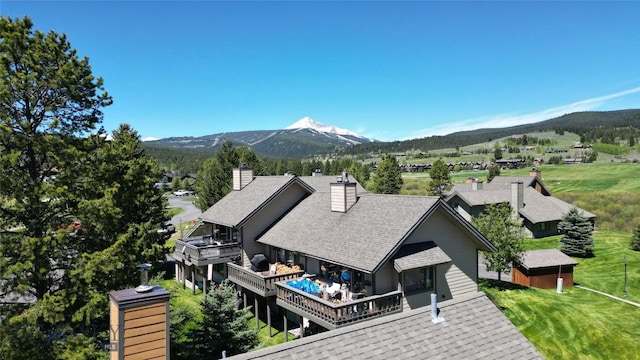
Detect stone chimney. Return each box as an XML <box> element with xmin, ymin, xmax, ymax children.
<box><xmin>330</xmin><ymin>171</ymin><xmax>357</xmax><ymax>212</ymax></box>
<box><xmin>108</xmin><ymin>265</ymin><xmax>170</xmax><ymax>359</ymax></box>
<box><xmin>233</xmin><ymin>164</ymin><xmax>254</xmax><ymax>190</ymax></box>
<box><xmin>510</xmin><ymin>181</ymin><xmax>524</xmax><ymax>221</ymax></box>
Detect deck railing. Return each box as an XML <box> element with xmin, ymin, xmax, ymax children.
<box><xmin>276</xmin><ymin>282</ymin><xmax>402</xmax><ymax>329</ymax></box>
<box><xmin>226</xmin><ymin>262</ymin><xmax>305</xmax><ymax>297</ymax></box>
<box><xmin>173</xmin><ymin>238</ymin><xmax>241</xmax><ymax>266</ymax></box>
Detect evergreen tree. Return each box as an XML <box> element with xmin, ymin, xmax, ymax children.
<box><xmin>630</xmin><ymin>224</ymin><xmax>640</xmax><ymax>251</ymax></box>
<box><xmin>371</xmin><ymin>154</ymin><xmax>403</xmax><ymax>194</ymax></box>
<box><xmin>0</xmin><ymin>15</ymin><xmax>166</xmax><ymax>355</ymax></box>
<box><xmin>472</xmin><ymin>203</ymin><xmax>524</xmax><ymax>281</ymax></box>
<box><xmin>558</xmin><ymin>208</ymin><xmax>594</xmax><ymax>257</ymax></box>
<box><xmin>487</xmin><ymin>164</ymin><xmax>501</xmax><ymax>182</ymax></box>
<box><xmin>428</xmin><ymin>158</ymin><xmax>452</xmax><ymax>197</ymax></box>
<box><xmin>194</xmin><ymin>158</ymin><xmax>231</xmax><ymax>211</ymax></box>
<box><xmin>186</xmin><ymin>281</ymin><xmax>258</xmax><ymax>358</ymax></box>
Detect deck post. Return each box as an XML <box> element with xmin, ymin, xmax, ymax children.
<box><xmin>283</xmin><ymin>310</ymin><xmax>288</xmax><ymax>343</ymax></box>
<box><xmin>255</xmin><ymin>297</ymin><xmax>259</xmax><ymax>328</ymax></box>
<box><xmin>299</xmin><ymin>315</ymin><xmax>304</xmax><ymax>338</ymax></box>
<box><xmin>202</xmin><ymin>266</ymin><xmax>207</xmax><ymax>300</ymax></box>
<box><xmin>266</xmin><ymin>301</ymin><xmax>272</xmax><ymax>337</ymax></box>
<box><xmin>181</xmin><ymin>262</ymin><xmax>186</xmax><ymax>290</ymax></box>
<box><xmin>191</xmin><ymin>265</ymin><xmax>196</xmax><ymax>295</ymax></box>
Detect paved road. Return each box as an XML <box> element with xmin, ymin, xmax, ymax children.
<box><xmin>167</xmin><ymin>195</ymin><xmax>202</xmax><ymax>226</ymax></box>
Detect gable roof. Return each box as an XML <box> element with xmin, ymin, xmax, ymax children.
<box><xmin>228</xmin><ymin>292</ymin><xmax>543</xmax><ymax>360</ymax></box>
<box><xmin>449</xmin><ymin>175</ymin><xmax>550</xmax><ymax>195</ymax></box>
<box><xmin>199</xmin><ymin>176</ymin><xmax>314</xmax><ymax>228</ymax></box>
<box><xmin>518</xmin><ymin>249</ymin><xmax>578</xmax><ymax>270</ymax></box>
<box><xmin>258</xmin><ymin>194</ymin><xmax>494</xmax><ymax>273</ymax></box>
<box><xmin>393</xmin><ymin>241</ymin><xmax>451</xmax><ymax>272</ymax></box>
<box><xmin>446</xmin><ymin>187</ymin><xmax>595</xmax><ymax>225</ymax></box>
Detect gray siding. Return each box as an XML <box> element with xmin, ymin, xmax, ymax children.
<box><xmin>240</xmin><ymin>183</ymin><xmax>309</xmax><ymax>267</ymax></box>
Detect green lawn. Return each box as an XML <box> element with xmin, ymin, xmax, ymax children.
<box><xmin>481</xmin><ymin>280</ymin><xmax>640</xmax><ymax>360</ymax></box>
<box><xmin>166</xmin><ymin>206</ymin><xmax>184</xmax><ymax>218</ymax></box>
<box><xmin>486</xmin><ymin>228</ymin><xmax>640</xmax><ymax>359</ymax></box>
<box><xmin>524</xmin><ymin>230</ymin><xmax>640</xmax><ymax>303</ymax></box>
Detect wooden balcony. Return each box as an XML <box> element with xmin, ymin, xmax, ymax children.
<box><xmin>172</xmin><ymin>237</ymin><xmax>241</xmax><ymax>267</ymax></box>
<box><xmin>276</xmin><ymin>282</ymin><xmax>403</xmax><ymax>330</ymax></box>
<box><xmin>226</xmin><ymin>262</ymin><xmax>305</xmax><ymax>298</ymax></box>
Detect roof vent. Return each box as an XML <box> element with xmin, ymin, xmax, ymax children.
<box><xmin>431</xmin><ymin>293</ymin><xmax>445</xmax><ymax>323</ymax></box>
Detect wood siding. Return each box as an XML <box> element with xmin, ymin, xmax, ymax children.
<box><xmin>512</xmin><ymin>266</ymin><xmax>575</xmax><ymax>289</ymax></box>
<box><xmin>122</xmin><ymin>302</ymin><xmax>167</xmax><ymax>359</ymax></box>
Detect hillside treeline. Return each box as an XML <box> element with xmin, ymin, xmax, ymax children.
<box><xmin>341</xmin><ymin>109</ymin><xmax>640</xmax><ymax>155</ymax></box>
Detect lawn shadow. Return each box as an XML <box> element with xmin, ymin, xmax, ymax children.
<box><xmin>480</xmin><ymin>278</ymin><xmax>529</xmax><ymax>291</ymax></box>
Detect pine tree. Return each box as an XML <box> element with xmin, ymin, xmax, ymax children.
<box><xmin>186</xmin><ymin>281</ymin><xmax>258</xmax><ymax>358</ymax></box>
<box><xmin>194</xmin><ymin>158</ymin><xmax>231</xmax><ymax>211</ymax></box>
<box><xmin>371</xmin><ymin>154</ymin><xmax>403</xmax><ymax>194</ymax></box>
<box><xmin>487</xmin><ymin>164</ymin><xmax>501</xmax><ymax>182</ymax></box>
<box><xmin>472</xmin><ymin>203</ymin><xmax>524</xmax><ymax>281</ymax></box>
<box><xmin>630</xmin><ymin>224</ymin><xmax>640</xmax><ymax>251</ymax></box>
<box><xmin>558</xmin><ymin>208</ymin><xmax>594</xmax><ymax>257</ymax></box>
<box><xmin>428</xmin><ymin>158</ymin><xmax>452</xmax><ymax>197</ymax></box>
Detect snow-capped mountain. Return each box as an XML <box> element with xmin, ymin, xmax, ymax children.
<box><xmin>146</xmin><ymin>116</ymin><xmax>377</xmax><ymax>158</ymax></box>
<box><xmin>286</xmin><ymin>116</ymin><xmax>364</xmax><ymax>138</ymax></box>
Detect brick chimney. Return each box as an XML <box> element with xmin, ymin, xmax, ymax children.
<box><xmin>330</xmin><ymin>171</ymin><xmax>357</xmax><ymax>212</ymax></box>
<box><xmin>233</xmin><ymin>164</ymin><xmax>254</xmax><ymax>190</ymax></box>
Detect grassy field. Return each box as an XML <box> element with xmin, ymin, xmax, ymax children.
<box><xmin>401</xmin><ymin>162</ymin><xmax>640</xmax><ymax>233</ymax></box>
<box><xmin>524</xmin><ymin>230</ymin><xmax>640</xmax><ymax>303</ymax></box>
<box><xmin>483</xmin><ymin>226</ymin><xmax>640</xmax><ymax>359</ymax></box>
<box><xmin>481</xmin><ymin>280</ymin><xmax>640</xmax><ymax>360</ymax></box>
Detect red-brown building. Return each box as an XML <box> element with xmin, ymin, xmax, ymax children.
<box><xmin>513</xmin><ymin>249</ymin><xmax>578</xmax><ymax>289</ymax></box>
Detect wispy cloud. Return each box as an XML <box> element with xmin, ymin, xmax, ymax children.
<box><xmin>408</xmin><ymin>86</ymin><xmax>640</xmax><ymax>140</ymax></box>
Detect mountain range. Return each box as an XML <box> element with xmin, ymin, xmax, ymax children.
<box><xmin>145</xmin><ymin>116</ymin><xmax>376</xmax><ymax>158</ymax></box>
<box><xmin>144</xmin><ymin>110</ymin><xmax>640</xmax><ymax>158</ymax></box>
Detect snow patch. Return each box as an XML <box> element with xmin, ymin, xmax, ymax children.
<box><xmin>286</xmin><ymin>116</ymin><xmax>364</xmax><ymax>138</ymax></box>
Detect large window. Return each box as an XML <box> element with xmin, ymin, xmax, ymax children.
<box><xmin>404</xmin><ymin>267</ymin><xmax>434</xmax><ymax>294</ymax></box>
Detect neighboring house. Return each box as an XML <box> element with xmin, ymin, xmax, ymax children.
<box><xmin>446</xmin><ymin>169</ymin><xmax>596</xmax><ymax>238</ymax></box>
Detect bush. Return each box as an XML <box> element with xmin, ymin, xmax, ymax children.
<box><xmin>631</xmin><ymin>224</ymin><xmax>640</xmax><ymax>251</ymax></box>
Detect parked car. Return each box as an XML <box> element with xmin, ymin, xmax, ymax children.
<box><xmin>158</xmin><ymin>222</ymin><xmax>176</xmax><ymax>239</ymax></box>
<box><xmin>173</xmin><ymin>189</ymin><xmax>190</xmax><ymax>196</ymax></box>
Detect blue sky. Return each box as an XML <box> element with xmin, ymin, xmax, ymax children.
<box><xmin>2</xmin><ymin>1</ymin><xmax>640</xmax><ymax>142</ymax></box>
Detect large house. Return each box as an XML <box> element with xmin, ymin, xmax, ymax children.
<box><xmin>446</xmin><ymin>169</ymin><xmax>596</xmax><ymax>238</ymax></box>
<box><xmin>171</xmin><ymin>166</ymin><xmax>540</xmax><ymax>357</ymax></box>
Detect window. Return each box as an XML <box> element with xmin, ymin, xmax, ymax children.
<box><xmin>540</xmin><ymin>222</ymin><xmax>548</xmax><ymax>231</ymax></box>
<box><xmin>404</xmin><ymin>266</ymin><xmax>434</xmax><ymax>294</ymax></box>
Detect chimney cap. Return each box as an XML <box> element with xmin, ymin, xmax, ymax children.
<box><xmin>135</xmin><ymin>263</ymin><xmax>153</xmax><ymax>293</ymax></box>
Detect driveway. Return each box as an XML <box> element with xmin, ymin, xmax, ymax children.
<box><xmin>478</xmin><ymin>256</ymin><xmax>512</xmax><ymax>282</ymax></box>
<box><xmin>167</xmin><ymin>195</ymin><xmax>202</xmax><ymax>225</ymax></box>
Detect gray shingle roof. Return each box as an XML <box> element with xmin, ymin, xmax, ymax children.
<box><xmin>258</xmin><ymin>193</ymin><xmax>441</xmax><ymax>273</ymax></box>
<box><xmin>228</xmin><ymin>292</ymin><xmax>544</xmax><ymax>360</ymax></box>
<box><xmin>518</xmin><ymin>249</ymin><xmax>578</xmax><ymax>270</ymax></box>
<box><xmin>447</xmin><ymin>187</ymin><xmax>595</xmax><ymax>225</ymax></box>
<box><xmin>199</xmin><ymin>176</ymin><xmax>313</xmax><ymax>228</ymax></box>
<box><xmin>393</xmin><ymin>242</ymin><xmax>451</xmax><ymax>272</ymax></box>
<box><xmin>258</xmin><ymin>193</ymin><xmax>494</xmax><ymax>273</ymax></box>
